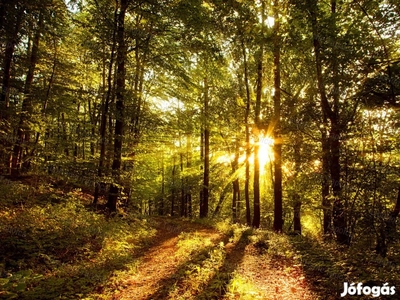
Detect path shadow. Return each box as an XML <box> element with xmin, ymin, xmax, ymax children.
<box><xmin>194</xmin><ymin>231</ymin><xmax>249</xmax><ymax>300</ymax></box>
<box><xmin>143</xmin><ymin>231</ymin><xmax>234</xmax><ymax>299</ymax></box>
<box><xmin>288</xmin><ymin>235</ymin><xmax>346</xmax><ymax>300</ymax></box>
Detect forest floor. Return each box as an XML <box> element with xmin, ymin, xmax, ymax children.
<box><xmin>1</xmin><ymin>175</ymin><xmax>400</xmax><ymax>300</ymax></box>
<box><xmin>111</xmin><ymin>217</ymin><xmax>318</xmax><ymax>300</ymax></box>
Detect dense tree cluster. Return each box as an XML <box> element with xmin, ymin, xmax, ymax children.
<box><xmin>1</xmin><ymin>0</ymin><xmax>400</xmax><ymax>255</ymax></box>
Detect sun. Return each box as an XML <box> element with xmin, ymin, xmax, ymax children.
<box><xmin>215</xmin><ymin>135</ymin><xmax>274</xmax><ymax>173</ymax></box>
<box><xmin>257</xmin><ymin>135</ymin><xmax>274</xmax><ymax>173</ymax></box>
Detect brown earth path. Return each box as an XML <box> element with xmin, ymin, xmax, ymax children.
<box><xmin>111</xmin><ymin>218</ymin><xmax>318</xmax><ymax>300</ymax></box>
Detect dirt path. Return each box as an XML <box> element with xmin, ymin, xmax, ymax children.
<box><xmin>112</xmin><ymin>219</ymin><xmax>223</xmax><ymax>300</ymax></box>
<box><xmin>227</xmin><ymin>245</ymin><xmax>317</xmax><ymax>299</ymax></box>
<box><xmin>111</xmin><ymin>219</ymin><xmax>318</xmax><ymax>300</ymax></box>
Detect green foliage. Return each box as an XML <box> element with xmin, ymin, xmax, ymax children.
<box><xmin>225</xmin><ymin>271</ymin><xmax>263</xmax><ymax>300</ymax></box>
<box><xmin>0</xmin><ymin>179</ymin><xmax>156</xmax><ymax>299</ymax></box>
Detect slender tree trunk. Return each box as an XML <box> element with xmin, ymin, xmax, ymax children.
<box><xmin>108</xmin><ymin>0</ymin><xmax>128</xmax><ymax>212</ymax></box>
<box><xmin>171</xmin><ymin>155</ymin><xmax>176</xmax><ymax>216</ymax></box>
<box><xmin>273</xmin><ymin>0</ymin><xmax>283</xmax><ymax>232</ymax></box>
<box><xmin>242</xmin><ymin>39</ymin><xmax>252</xmax><ymax>226</ymax></box>
<box><xmin>180</xmin><ymin>141</ymin><xmax>185</xmax><ymax>217</ymax></box>
<box><xmin>321</xmin><ymin>117</ymin><xmax>332</xmax><ymax>235</ymax></box>
<box><xmin>232</xmin><ymin>138</ymin><xmax>240</xmax><ymax>222</ymax></box>
<box><xmin>1</xmin><ymin>5</ymin><xmax>23</xmax><ymax>107</ymax></box>
<box><xmin>330</xmin><ymin>121</ymin><xmax>348</xmax><ymax>244</ymax></box>
<box><xmin>94</xmin><ymin>5</ymin><xmax>118</xmax><ymax>205</ymax></box>
<box><xmin>186</xmin><ymin>135</ymin><xmax>192</xmax><ymax>217</ymax></box>
<box><xmin>28</xmin><ymin>37</ymin><xmax>58</xmax><ymax>169</ymax></box>
<box><xmin>200</xmin><ymin>128</ymin><xmax>204</xmax><ymax>212</ymax></box>
<box><xmin>309</xmin><ymin>0</ymin><xmax>348</xmax><ymax>244</ymax></box>
<box><xmin>252</xmin><ymin>0</ymin><xmax>265</xmax><ymax>229</ymax></box>
<box><xmin>200</xmin><ymin>77</ymin><xmax>209</xmax><ymax>218</ymax></box>
<box><xmin>160</xmin><ymin>151</ymin><xmax>165</xmax><ymax>215</ymax></box>
<box><xmin>330</xmin><ymin>0</ymin><xmax>348</xmax><ymax>245</ymax></box>
<box><xmin>0</xmin><ymin>5</ymin><xmax>24</xmax><ymax>174</ymax></box>
<box><xmin>293</xmin><ymin>136</ymin><xmax>302</xmax><ymax>233</ymax></box>
<box><xmin>61</xmin><ymin>113</ymin><xmax>69</xmax><ymax>156</ymax></box>
<box><xmin>11</xmin><ymin>13</ymin><xmax>43</xmax><ymax>176</ymax></box>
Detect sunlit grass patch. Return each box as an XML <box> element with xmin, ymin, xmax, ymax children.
<box><xmin>215</xmin><ymin>219</ymin><xmax>250</xmax><ymax>242</ymax></box>
<box><xmin>176</xmin><ymin>231</ymin><xmax>215</xmax><ymax>260</ymax></box>
<box><xmin>225</xmin><ymin>271</ymin><xmax>263</xmax><ymax>300</ymax></box>
<box><xmin>168</xmin><ymin>242</ymin><xmax>227</xmax><ymax>299</ymax></box>
<box><xmin>0</xmin><ymin>179</ymin><xmax>156</xmax><ymax>299</ymax></box>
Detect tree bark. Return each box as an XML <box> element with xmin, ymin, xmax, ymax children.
<box><xmin>321</xmin><ymin>116</ymin><xmax>332</xmax><ymax>235</ymax></box>
<box><xmin>171</xmin><ymin>155</ymin><xmax>176</xmax><ymax>216</ymax></box>
<box><xmin>309</xmin><ymin>0</ymin><xmax>348</xmax><ymax>244</ymax></box>
<box><xmin>232</xmin><ymin>138</ymin><xmax>240</xmax><ymax>222</ymax></box>
<box><xmin>180</xmin><ymin>137</ymin><xmax>185</xmax><ymax>217</ymax></box>
<box><xmin>252</xmin><ymin>0</ymin><xmax>265</xmax><ymax>229</ymax></box>
<box><xmin>186</xmin><ymin>134</ymin><xmax>192</xmax><ymax>217</ymax></box>
<box><xmin>107</xmin><ymin>0</ymin><xmax>128</xmax><ymax>212</ymax></box>
<box><xmin>293</xmin><ymin>136</ymin><xmax>302</xmax><ymax>233</ymax></box>
<box><xmin>11</xmin><ymin>12</ymin><xmax>43</xmax><ymax>176</ymax></box>
<box><xmin>159</xmin><ymin>151</ymin><xmax>165</xmax><ymax>215</ymax></box>
<box><xmin>94</xmin><ymin>5</ymin><xmax>118</xmax><ymax>205</ymax></box>
<box><xmin>329</xmin><ymin>0</ymin><xmax>348</xmax><ymax>245</ymax></box>
<box><xmin>273</xmin><ymin>0</ymin><xmax>283</xmax><ymax>232</ymax></box>
<box><xmin>241</xmin><ymin>38</ymin><xmax>252</xmax><ymax>226</ymax></box>
<box><xmin>200</xmin><ymin>77</ymin><xmax>209</xmax><ymax>218</ymax></box>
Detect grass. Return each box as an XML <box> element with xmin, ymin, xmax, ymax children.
<box><xmin>0</xmin><ymin>177</ymin><xmax>156</xmax><ymax>299</ymax></box>
<box><xmin>2</xmin><ymin>176</ymin><xmax>400</xmax><ymax>299</ymax></box>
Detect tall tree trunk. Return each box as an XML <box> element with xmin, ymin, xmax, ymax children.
<box><xmin>293</xmin><ymin>136</ymin><xmax>302</xmax><ymax>233</ymax></box>
<box><xmin>321</xmin><ymin>116</ymin><xmax>332</xmax><ymax>235</ymax></box>
<box><xmin>0</xmin><ymin>5</ymin><xmax>24</xmax><ymax>173</ymax></box>
<box><xmin>159</xmin><ymin>151</ymin><xmax>165</xmax><ymax>215</ymax></box>
<box><xmin>273</xmin><ymin>0</ymin><xmax>283</xmax><ymax>232</ymax></box>
<box><xmin>242</xmin><ymin>39</ymin><xmax>252</xmax><ymax>226</ymax></box>
<box><xmin>330</xmin><ymin>0</ymin><xmax>348</xmax><ymax>245</ymax></box>
<box><xmin>252</xmin><ymin>0</ymin><xmax>265</xmax><ymax>229</ymax></box>
<box><xmin>61</xmin><ymin>113</ymin><xmax>69</xmax><ymax>156</ymax></box>
<box><xmin>94</xmin><ymin>5</ymin><xmax>118</xmax><ymax>205</ymax></box>
<box><xmin>171</xmin><ymin>155</ymin><xmax>176</xmax><ymax>216</ymax></box>
<box><xmin>330</xmin><ymin>120</ymin><xmax>348</xmax><ymax>243</ymax></box>
<box><xmin>29</xmin><ymin>37</ymin><xmax>58</xmax><ymax>166</ymax></box>
<box><xmin>186</xmin><ymin>135</ymin><xmax>192</xmax><ymax>217</ymax></box>
<box><xmin>200</xmin><ymin>77</ymin><xmax>209</xmax><ymax>218</ymax></box>
<box><xmin>11</xmin><ymin>12</ymin><xmax>43</xmax><ymax>176</ymax></box>
<box><xmin>107</xmin><ymin>0</ymin><xmax>128</xmax><ymax>212</ymax></box>
<box><xmin>309</xmin><ymin>0</ymin><xmax>348</xmax><ymax>244</ymax></box>
<box><xmin>180</xmin><ymin>140</ymin><xmax>185</xmax><ymax>217</ymax></box>
<box><xmin>0</xmin><ymin>5</ymin><xmax>23</xmax><ymax>108</ymax></box>
<box><xmin>232</xmin><ymin>138</ymin><xmax>240</xmax><ymax>222</ymax></box>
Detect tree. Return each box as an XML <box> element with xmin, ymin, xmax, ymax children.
<box><xmin>273</xmin><ymin>0</ymin><xmax>283</xmax><ymax>232</ymax></box>
<box><xmin>11</xmin><ymin>11</ymin><xmax>44</xmax><ymax>176</ymax></box>
<box><xmin>200</xmin><ymin>77</ymin><xmax>209</xmax><ymax>218</ymax></box>
<box><xmin>107</xmin><ymin>0</ymin><xmax>128</xmax><ymax>212</ymax></box>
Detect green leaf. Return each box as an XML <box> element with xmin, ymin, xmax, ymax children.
<box><xmin>0</xmin><ymin>278</ymin><xmax>10</xmax><ymax>286</ymax></box>
<box><xmin>15</xmin><ymin>282</ymin><xmax>26</xmax><ymax>292</ymax></box>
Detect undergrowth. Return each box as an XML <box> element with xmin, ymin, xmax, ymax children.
<box><xmin>0</xmin><ymin>178</ymin><xmax>155</xmax><ymax>299</ymax></box>
<box><xmin>2</xmin><ymin>178</ymin><xmax>400</xmax><ymax>299</ymax></box>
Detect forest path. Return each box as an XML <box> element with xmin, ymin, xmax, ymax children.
<box><xmin>111</xmin><ymin>218</ymin><xmax>318</xmax><ymax>300</ymax></box>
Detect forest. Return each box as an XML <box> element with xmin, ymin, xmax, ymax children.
<box><xmin>0</xmin><ymin>0</ymin><xmax>400</xmax><ymax>299</ymax></box>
